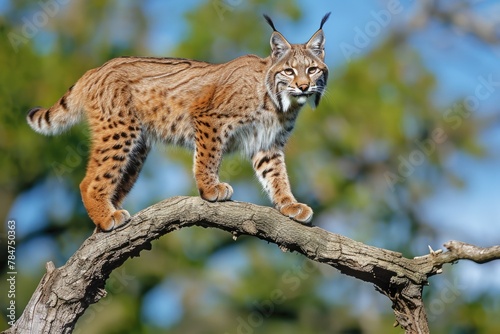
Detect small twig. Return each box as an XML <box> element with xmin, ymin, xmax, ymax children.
<box><xmin>442</xmin><ymin>241</ymin><xmax>500</xmax><ymax>264</ymax></box>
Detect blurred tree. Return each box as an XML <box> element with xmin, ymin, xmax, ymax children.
<box><xmin>1</xmin><ymin>0</ymin><xmax>498</xmax><ymax>333</ymax></box>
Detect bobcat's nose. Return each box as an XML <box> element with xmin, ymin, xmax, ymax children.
<box><xmin>297</xmin><ymin>83</ymin><xmax>309</xmax><ymax>92</ymax></box>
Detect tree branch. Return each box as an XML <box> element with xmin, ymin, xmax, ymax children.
<box><xmin>439</xmin><ymin>241</ymin><xmax>500</xmax><ymax>264</ymax></box>
<box><xmin>3</xmin><ymin>197</ymin><xmax>499</xmax><ymax>334</ymax></box>
<box><xmin>411</xmin><ymin>0</ymin><xmax>500</xmax><ymax>44</ymax></box>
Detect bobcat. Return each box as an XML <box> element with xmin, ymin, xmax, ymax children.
<box><xmin>27</xmin><ymin>13</ymin><xmax>330</xmax><ymax>231</ymax></box>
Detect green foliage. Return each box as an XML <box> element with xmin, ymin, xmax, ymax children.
<box><xmin>176</xmin><ymin>0</ymin><xmax>301</xmax><ymax>61</ymax></box>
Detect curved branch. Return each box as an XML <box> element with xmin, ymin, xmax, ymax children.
<box><xmin>2</xmin><ymin>197</ymin><xmax>499</xmax><ymax>334</ymax></box>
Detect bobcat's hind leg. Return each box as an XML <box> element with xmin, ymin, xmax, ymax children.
<box><xmin>80</xmin><ymin>172</ymin><xmax>130</xmax><ymax>232</ymax></box>
<box><xmin>80</xmin><ymin>122</ymin><xmax>148</xmax><ymax>231</ymax></box>
<box><xmin>111</xmin><ymin>132</ymin><xmax>150</xmax><ymax>209</ymax></box>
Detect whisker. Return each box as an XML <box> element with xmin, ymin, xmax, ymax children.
<box><xmin>318</xmin><ymin>91</ymin><xmax>334</xmax><ymax>104</ymax></box>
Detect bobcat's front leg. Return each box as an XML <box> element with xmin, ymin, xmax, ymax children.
<box><xmin>252</xmin><ymin>149</ymin><xmax>313</xmax><ymax>223</ymax></box>
<box><xmin>193</xmin><ymin>126</ymin><xmax>233</xmax><ymax>202</ymax></box>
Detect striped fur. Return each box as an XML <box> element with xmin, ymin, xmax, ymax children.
<box><xmin>27</xmin><ymin>14</ymin><xmax>330</xmax><ymax>231</ymax></box>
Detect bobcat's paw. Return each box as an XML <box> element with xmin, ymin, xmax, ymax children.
<box><xmin>97</xmin><ymin>209</ymin><xmax>131</xmax><ymax>232</ymax></box>
<box><xmin>199</xmin><ymin>182</ymin><xmax>233</xmax><ymax>202</ymax></box>
<box><xmin>279</xmin><ymin>203</ymin><xmax>313</xmax><ymax>224</ymax></box>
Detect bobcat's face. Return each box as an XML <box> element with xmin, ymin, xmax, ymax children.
<box><xmin>266</xmin><ymin>29</ymin><xmax>328</xmax><ymax>112</ymax></box>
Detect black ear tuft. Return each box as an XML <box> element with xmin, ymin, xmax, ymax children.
<box><xmin>263</xmin><ymin>14</ymin><xmax>277</xmax><ymax>32</ymax></box>
<box><xmin>319</xmin><ymin>12</ymin><xmax>331</xmax><ymax>30</ymax></box>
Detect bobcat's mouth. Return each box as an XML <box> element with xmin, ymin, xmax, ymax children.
<box><xmin>289</xmin><ymin>91</ymin><xmax>313</xmax><ymax>105</ymax></box>
<box><xmin>290</xmin><ymin>91</ymin><xmax>313</xmax><ymax>98</ymax></box>
<box><xmin>296</xmin><ymin>95</ymin><xmax>310</xmax><ymax>105</ymax></box>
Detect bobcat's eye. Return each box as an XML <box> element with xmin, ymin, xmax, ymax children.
<box><xmin>307</xmin><ymin>67</ymin><xmax>319</xmax><ymax>75</ymax></box>
<box><xmin>283</xmin><ymin>68</ymin><xmax>295</xmax><ymax>76</ymax></box>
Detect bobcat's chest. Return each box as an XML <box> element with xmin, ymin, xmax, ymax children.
<box><xmin>227</xmin><ymin>109</ymin><xmax>297</xmax><ymax>157</ymax></box>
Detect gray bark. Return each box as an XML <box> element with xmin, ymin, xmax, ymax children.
<box><xmin>3</xmin><ymin>196</ymin><xmax>499</xmax><ymax>334</ymax></box>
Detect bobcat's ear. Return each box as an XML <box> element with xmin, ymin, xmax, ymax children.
<box><xmin>306</xmin><ymin>12</ymin><xmax>330</xmax><ymax>59</ymax></box>
<box><xmin>270</xmin><ymin>31</ymin><xmax>291</xmax><ymax>60</ymax></box>
<box><xmin>306</xmin><ymin>29</ymin><xmax>325</xmax><ymax>59</ymax></box>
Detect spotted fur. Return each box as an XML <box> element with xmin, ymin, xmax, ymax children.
<box><xmin>27</xmin><ymin>13</ymin><xmax>330</xmax><ymax>231</ymax></box>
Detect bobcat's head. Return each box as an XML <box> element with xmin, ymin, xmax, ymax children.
<box><xmin>264</xmin><ymin>13</ymin><xmax>330</xmax><ymax>112</ymax></box>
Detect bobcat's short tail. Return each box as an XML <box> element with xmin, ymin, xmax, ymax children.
<box><xmin>27</xmin><ymin>85</ymin><xmax>84</xmax><ymax>136</ymax></box>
